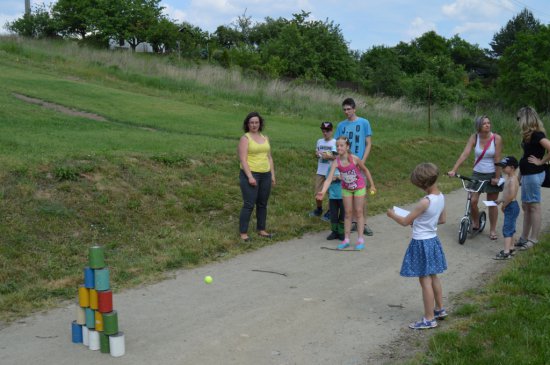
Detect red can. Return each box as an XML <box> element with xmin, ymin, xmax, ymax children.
<box><xmin>97</xmin><ymin>290</ymin><xmax>113</xmax><ymax>313</ymax></box>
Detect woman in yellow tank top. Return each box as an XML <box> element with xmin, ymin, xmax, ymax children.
<box><xmin>237</xmin><ymin>112</ymin><xmax>276</xmax><ymax>241</ymax></box>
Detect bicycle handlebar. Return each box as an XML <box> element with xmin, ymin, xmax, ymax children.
<box><xmin>447</xmin><ymin>173</ymin><xmax>489</xmax><ymax>193</ymax></box>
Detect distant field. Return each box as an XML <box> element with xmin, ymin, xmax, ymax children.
<box><xmin>0</xmin><ymin>37</ymin><xmax>532</xmax><ymax>321</ymax></box>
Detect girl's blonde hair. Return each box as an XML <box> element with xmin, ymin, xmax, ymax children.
<box><xmin>410</xmin><ymin>163</ymin><xmax>439</xmax><ymax>190</ymax></box>
<box><xmin>517</xmin><ymin>106</ymin><xmax>546</xmax><ymax>142</ymax></box>
<box><xmin>336</xmin><ymin>136</ymin><xmax>351</xmax><ymax>147</ymax></box>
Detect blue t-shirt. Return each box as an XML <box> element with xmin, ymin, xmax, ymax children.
<box><xmin>334</xmin><ymin>117</ymin><xmax>372</xmax><ymax>159</ymax></box>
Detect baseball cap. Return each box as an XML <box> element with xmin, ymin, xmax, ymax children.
<box><xmin>495</xmin><ymin>156</ymin><xmax>518</xmax><ymax>168</ymax></box>
<box><xmin>320</xmin><ymin>122</ymin><xmax>333</xmax><ymax>130</ymax></box>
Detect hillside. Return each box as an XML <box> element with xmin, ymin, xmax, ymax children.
<box><xmin>0</xmin><ymin>36</ymin><xmax>525</xmax><ymax>322</ymax></box>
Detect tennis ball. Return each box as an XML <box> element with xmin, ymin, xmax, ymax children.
<box><xmin>370</xmin><ymin>190</ymin><xmax>376</xmax><ymax>196</ymax></box>
<box><xmin>204</xmin><ymin>275</ymin><xmax>213</xmax><ymax>284</ymax></box>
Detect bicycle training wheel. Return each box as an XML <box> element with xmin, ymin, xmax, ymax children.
<box><xmin>458</xmin><ymin>218</ymin><xmax>469</xmax><ymax>245</ymax></box>
<box><xmin>478</xmin><ymin>211</ymin><xmax>487</xmax><ymax>234</ymax></box>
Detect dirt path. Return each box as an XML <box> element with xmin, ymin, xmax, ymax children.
<box><xmin>2</xmin><ymin>188</ymin><xmax>550</xmax><ymax>365</ymax></box>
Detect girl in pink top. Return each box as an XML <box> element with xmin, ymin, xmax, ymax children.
<box><xmin>317</xmin><ymin>137</ymin><xmax>376</xmax><ymax>250</ymax></box>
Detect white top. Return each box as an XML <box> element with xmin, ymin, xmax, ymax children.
<box><xmin>473</xmin><ymin>133</ymin><xmax>496</xmax><ymax>174</ymax></box>
<box><xmin>316</xmin><ymin>138</ymin><xmax>336</xmax><ymax>175</ymax></box>
<box><xmin>412</xmin><ymin>193</ymin><xmax>445</xmax><ymax>240</ymax></box>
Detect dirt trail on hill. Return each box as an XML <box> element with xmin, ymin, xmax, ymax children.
<box><xmin>2</xmin><ymin>188</ymin><xmax>550</xmax><ymax>365</ymax></box>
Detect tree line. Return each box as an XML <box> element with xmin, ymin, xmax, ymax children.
<box><xmin>5</xmin><ymin>1</ymin><xmax>550</xmax><ymax>112</ymax></box>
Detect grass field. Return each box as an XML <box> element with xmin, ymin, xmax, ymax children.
<box><xmin>0</xmin><ymin>36</ymin><xmax>542</xmax><ymax>329</ymax></box>
<box><xmin>405</xmin><ymin>234</ymin><xmax>550</xmax><ymax>365</ymax></box>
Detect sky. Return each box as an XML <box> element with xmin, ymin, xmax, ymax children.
<box><xmin>1</xmin><ymin>0</ymin><xmax>549</xmax><ymax>52</ymax></box>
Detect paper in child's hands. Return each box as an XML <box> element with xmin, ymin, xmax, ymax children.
<box><xmin>483</xmin><ymin>200</ymin><xmax>498</xmax><ymax>207</ymax></box>
<box><xmin>497</xmin><ymin>177</ymin><xmax>505</xmax><ymax>187</ymax></box>
<box><xmin>393</xmin><ymin>206</ymin><xmax>410</xmax><ymax>218</ymax></box>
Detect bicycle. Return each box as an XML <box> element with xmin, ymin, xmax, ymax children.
<box><xmin>450</xmin><ymin>174</ymin><xmax>489</xmax><ymax>244</ymax></box>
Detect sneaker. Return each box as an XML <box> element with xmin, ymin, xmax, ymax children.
<box><xmin>363</xmin><ymin>224</ymin><xmax>373</xmax><ymax>236</ymax></box>
<box><xmin>326</xmin><ymin>231</ymin><xmax>339</xmax><ymax>240</ymax></box>
<box><xmin>494</xmin><ymin>250</ymin><xmax>513</xmax><ymax>260</ymax></box>
<box><xmin>321</xmin><ymin>210</ymin><xmax>331</xmax><ymax>222</ymax></box>
<box><xmin>337</xmin><ymin>238</ymin><xmax>350</xmax><ymax>250</ymax></box>
<box><xmin>409</xmin><ymin>317</ymin><xmax>437</xmax><ymax>330</ymax></box>
<box><xmin>434</xmin><ymin>308</ymin><xmax>448</xmax><ymax>320</ymax></box>
<box><xmin>355</xmin><ymin>237</ymin><xmax>365</xmax><ymax>250</ymax></box>
<box><xmin>309</xmin><ymin>208</ymin><xmax>322</xmax><ymax>217</ymax></box>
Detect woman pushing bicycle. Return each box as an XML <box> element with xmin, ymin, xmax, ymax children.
<box><xmin>447</xmin><ymin>116</ymin><xmax>503</xmax><ymax>240</ymax></box>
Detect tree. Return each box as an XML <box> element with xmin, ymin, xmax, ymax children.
<box><xmin>147</xmin><ymin>16</ymin><xmax>179</xmax><ymax>53</ymax></box>
<box><xmin>497</xmin><ymin>25</ymin><xmax>550</xmax><ymax>112</ymax></box>
<box><xmin>6</xmin><ymin>3</ymin><xmax>57</xmax><ymax>38</ymax></box>
<box><xmin>91</xmin><ymin>0</ymin><xmax>163</xmax><ymax>51</ymax></box>
<box><xmin>52</xmin><ymin>0</ymin><xmax>96</xmax><ymax>39</ymax></box>
<box><xmin>359</xmin><ymin>46</ymin><xmax>402</xmax><ymax>96</ymax></box>
<box><xmin>490</xmin><ymin>8</ymin><xmax>541</xmax><ymax>58</ymax></box>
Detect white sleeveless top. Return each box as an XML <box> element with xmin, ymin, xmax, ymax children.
<box><xmin>473</xmin><ymin>133</ymin><xmax>496</xmax><ymax>174</ymax></box>
<box><xmin>412</xmin><ymin>193</ymin><xmax>445</xmax><ymax>240</ymax></box>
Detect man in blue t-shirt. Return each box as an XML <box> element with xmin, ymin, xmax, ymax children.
<box><xmin>334</xmin><ymin>98</ymin><xmax>374</xmax><ymax>236</ymax></box>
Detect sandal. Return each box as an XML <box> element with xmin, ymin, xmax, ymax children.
<box><xmin>258</xmin><ymin>232</ymin><xmax>273</xmax><ymax>239</ymax></box>
<box><xmin>489</xmin><ymin>233</ymin><xmax>498</xmax><ymax>240</ymax></box>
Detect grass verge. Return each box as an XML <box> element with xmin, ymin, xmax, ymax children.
<box><xmin>404</xmin><ymin>234</ymin><xmax>550</xmax><ymax>365</ymax></box>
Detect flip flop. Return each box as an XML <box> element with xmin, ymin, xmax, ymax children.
<box><xmin>489</xmin><ymin>234</ymin><xmax>498</xmax><ymax>240</ymax></box>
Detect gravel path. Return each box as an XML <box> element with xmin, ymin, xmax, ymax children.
<box><xmin>2</xmin><ymin>188</ymin><xmax>550</xmax><ymax>365</ymax></box>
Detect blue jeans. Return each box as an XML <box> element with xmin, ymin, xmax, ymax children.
<box><xmin>239</xmin><ymin>170</ymin><xmax>272</xmax><ymax>234</ymax></box>
<box><xmin>502</xmin><ymin>200</ymin><xmax>520</xmax><ymax>238</ymax></box>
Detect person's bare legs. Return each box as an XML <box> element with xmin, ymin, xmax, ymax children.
<box><xmin>419</xmin><ymin>276</ymin><xmax>435</xmax><ymax>321</ymax></box>
<box><xmin>354</xmin><ymin>195</ymin><xmax>365</xmax><ymax>242</ymax></box>
<box><xmin>528</xmin><ymin>203</ymin><xmax>542</xmax><ymax>242</ymax></box>
<box><xmin>431</xmin><ymin>275</ymin><xmax>444</xmax><ymax>311</ymax></box>
<box><xmin>487</xmin><ymin>192</ymin><xmax>499</xmax><ymax>238</ymax></box>
<box><xmin>342</xmin><ymin>196</ymin><xmax>353</xmax><ymax>240</ymax></box>
<box><xmin>521</xmin><ymin>202</ymin><xmax>532</xmax><ymax>241</ymax></box>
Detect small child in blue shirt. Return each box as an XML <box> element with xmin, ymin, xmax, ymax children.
<box><xmin>326</xmin><ymin>166</ymin><xmax>345</xmax><ymax>241</ymax></box>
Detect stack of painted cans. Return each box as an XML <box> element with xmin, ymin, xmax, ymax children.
<box><xmin>71</xmin><ymin>245</ymin><xmax>125</xmax><ymax>357</ymax></box>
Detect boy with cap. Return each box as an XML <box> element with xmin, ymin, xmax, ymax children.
<box><xmin>310</xmin><ymin>122</ymin><xmax>336</xmax><ymax>219</ymax></box>
<box><xmin>494</xmin><ymin>156</ymin><xmax>520</xmax><ymax>260</ymax></box>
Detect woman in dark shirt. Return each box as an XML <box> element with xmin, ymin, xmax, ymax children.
<box><xmin>516</xmin><ymin>107</ymin><xmax>550</xmax><ymax>249</ymax></box>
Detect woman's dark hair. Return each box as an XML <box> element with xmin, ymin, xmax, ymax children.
<box><xmin>243</xmin><ymin>111</ymin><xmax>265</xmax><ymax>132</ymax></box>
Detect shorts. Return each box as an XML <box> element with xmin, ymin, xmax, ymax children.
<box><xmin>521</xmin><ymin>172</ymin><xmax>545</xmax><ymax>203</ymax></box>
<box><xmin>470</xmin><ymin>171</ymin><xmax>502</xmax><ymax>194</ymax></box>
<box><xmin>342</xmin><ymin>187</ymin><xmax>366</xmax><ymax>197</ymax></box>
<box><xmin>502</xmin><ymin>201</ymin><xmax>520</xmax><ymax>238</ymax></box>
<box><xmin>314</xmin><ymin>174</ymin><xmax>326</xmax><ymax>194</ymax></box>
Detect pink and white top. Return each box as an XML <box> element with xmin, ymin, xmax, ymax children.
<box><xmin>337</xmin><ymin>155</ymin><xmax>365</xmax><ymax>191</ymax></box>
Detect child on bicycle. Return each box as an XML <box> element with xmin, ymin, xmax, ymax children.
<box><xmin>494</xmin><ymin>156</ymin><xmax>520</xmax><ymax>259</ymax></box>
<box><xmin>387</xmin><ymin>163</ymin><xmax>448</xmax><ymax>329</ymax></box>
<box><xmin>316</xmin><ymin>136</ymin><xmax>376</xmax><ymax>250</ymax></box>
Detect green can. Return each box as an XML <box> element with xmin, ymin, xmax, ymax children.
<box><xmin>102</xmin><ymin>310</ymin><xmax>119</xmax><ymax>335</ymax></box>
<box><xmin>99</xmin><ymin>332</ymin><xmax>110</xmax><ymax>353</ymax></box>
<box><xmin>88</xmin><ymin>246</ymin><xmax>105</xmax><ymax>269</ymax></box>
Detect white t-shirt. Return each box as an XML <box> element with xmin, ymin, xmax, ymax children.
<box><xmin>316</xmin><ymin>138</ymin><xmax>336</xmax><ymax>175</ymax></box>
<box><xmin>412</xmin><ymin>193</ymin><xmax>445</xmax><ymax>240</ymax></box>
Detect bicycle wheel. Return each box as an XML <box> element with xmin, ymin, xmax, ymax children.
<box><xmin>478</xmin><ymin>211</ymin><xmax>487</xmax><ymax>234</ymax></box>
<box><xmin>458</xmin><ymin>218</ymin><xmax>469</xmax><ymax>245</ymax></box>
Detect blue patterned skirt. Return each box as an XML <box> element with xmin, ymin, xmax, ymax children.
<box><xmin>400</xmin><ymin>237</ymin><xmax>447</xmax><ymax>277</ymax></box>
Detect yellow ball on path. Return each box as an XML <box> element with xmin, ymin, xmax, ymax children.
<box><xmin>204</xmin><ymin>275</ymin><xmax>213</xmax><ymax>284</ymax></box>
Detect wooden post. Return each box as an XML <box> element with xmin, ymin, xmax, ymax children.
<box><xmin>428</xmin><ymin>84</ymin><xmax>432</xmax><ymax>133</ymax></box>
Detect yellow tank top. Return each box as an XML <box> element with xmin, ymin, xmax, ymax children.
<box><xmin>241</xmin><ymin>133</ymin><xmax>271</xmax><ymax>173</ymax></box>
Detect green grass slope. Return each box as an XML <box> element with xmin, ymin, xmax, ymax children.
<box><xmin>0</xmin><ymin>37</ymin><xmax>529</xmax><ymax>321</ymax></box>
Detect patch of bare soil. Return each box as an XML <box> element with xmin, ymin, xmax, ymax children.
<box><xmin>12</xmin><ymin>93</ymin><xmax>107</xmax><ymax>121</ymax></box>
